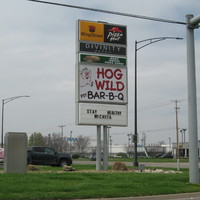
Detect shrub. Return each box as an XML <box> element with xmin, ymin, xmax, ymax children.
<box><xmin>112</xmin><ymin>162</ymin><xmax>128</xmax><ymax>171</ymax></box>
<box><xmin>27</xmin><ymin>165</ymin><xmax>40</xmax><ymax>171</ymax></box>
<box><xmin>63</xmin><ymin>165</ymin><xmax>76</xmax><ymax>171</ymax></box>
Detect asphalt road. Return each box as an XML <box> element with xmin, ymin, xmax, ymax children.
<box><xmin>0</xmin><ymin>160</ymin><xmax>191</xmax><ymax>169</ymax></box>
<box><xmin>73</xmin><ymin>160</ymin><xmax>190</xmax><ymax>168</ymax></box>
<box><xmin>75</xmin><ymin>192</ymin><xmax>200</xmax><ymax>200</ymax></box>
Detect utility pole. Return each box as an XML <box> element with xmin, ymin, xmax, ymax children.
<box><xmin>69</xmin><ymin>131</ymin><xmax>72</xmax><ymax>155</ymax></box>
<box><xmin>58</xmin><ymin>125</ymin><xmax>66</xmax><ymax>152</ymax></box>
<box><xmin>48</xmin><ymin>133</ymin><xmax>51</xmax><ymax>147</ymax></box>
<box><xmin>174</xmin><ymin>100</ymin><xmax>180</xmax><ymax>171</ymax></box>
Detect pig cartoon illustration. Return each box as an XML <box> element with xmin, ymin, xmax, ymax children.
<box><xmin>80</xmin><ymin>67</ymin><xmax>93</xmax><ymax>87</ymax></box>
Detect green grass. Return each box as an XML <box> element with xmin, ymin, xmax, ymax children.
<box><xmin>0</xmin><ymin>164</ymin><xmax>199</xmax><ymax>200</ymax></box>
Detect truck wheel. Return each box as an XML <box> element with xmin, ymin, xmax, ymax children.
<box><xmin>59</xmin><ymin>159</ymin><xmax>68</xmax><ymax>167</ymax></box>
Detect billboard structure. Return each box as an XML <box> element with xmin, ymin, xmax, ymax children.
<box><xmin>76</xmin><ymin>20</ymin><xmax>128</xmax><ymax>127</ymax></box>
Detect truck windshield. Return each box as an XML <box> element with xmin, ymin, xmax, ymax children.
<box><xmin>44</xmin><ymin>148</ymin><xmax>55</xmax><ymax>154</ymax></box>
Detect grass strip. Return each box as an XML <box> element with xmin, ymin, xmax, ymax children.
<box><xmin>0</xmin><ymin>165</ymin><xmax>199</xmax><ymax>200</ymax></box>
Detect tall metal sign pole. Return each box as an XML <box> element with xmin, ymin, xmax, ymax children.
<box><xmin>186</xmin><ymin>14</ymin><xmax>200</xmax><ymax>184</ymax></box>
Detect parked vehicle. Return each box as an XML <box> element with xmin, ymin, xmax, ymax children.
<box><xmin>157</xmin><ymin>153</ymin><xmax>173</xmax><ymax>158</ymax></box>
<box><xmin>89</xmin><ymin>154</ymin><xmax>103</xmax><ymax>161</ymax></box>
<box><xmin>155</xmin><ymin>153</ymin><xmax>163</xmax><ymax>158</ymax></box>
<box><xmin>27</xmin><ymin>146</ymin><xmax>72</xmax><ymax>166</ymax></box>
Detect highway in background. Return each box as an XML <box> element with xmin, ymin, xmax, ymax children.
<box><xmin>0</xmin><ymin>161</ymin><xmax>191</xmax><ymax>169</ymax></box>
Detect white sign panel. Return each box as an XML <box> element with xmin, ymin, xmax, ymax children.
<box><xmin>79</xmin><ymin>64</ymin><xmax>127</xmax><ymax>104</ymax></box>
<box><xmin>77</xmin><ymin>103</ymin><xmax>128</xmax><ymax>126</ymax></box>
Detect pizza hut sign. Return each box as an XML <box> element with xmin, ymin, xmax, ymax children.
<box><xmin>79</xmin><ymin>64</ymin><xmax>127</xmax><ymax>104</ymax></box>
<box><xmin>104</xmin><ymin>25</ymin><xmax>126</xmax><ymax>45</ymax></box>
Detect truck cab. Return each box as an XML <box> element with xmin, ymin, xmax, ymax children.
<box><xmin>28</xmin><ymin>146</ymin><xmax>72</xmax><ymax>166</ymax></box>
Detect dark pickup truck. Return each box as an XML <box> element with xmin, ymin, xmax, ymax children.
<box><xmin>27</xmin><ymin>146</ymin><xmax>72</xmax><ymax>167</ymax></box>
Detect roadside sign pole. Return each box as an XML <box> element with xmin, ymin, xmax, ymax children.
<box><xmin>96</xmin><ymin>125</ymin><xmax>101</xmax><ymax>171</ymax></box>
<box><xmin>103</xmin><ymin>126</ymin><xmax>108</xmax><ymax>170</ymax></box>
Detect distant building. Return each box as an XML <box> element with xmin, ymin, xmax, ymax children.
<box><xmin>88</xmin><ymin>136</ymin><xmax>170</xmax><ymax>157</ymax></box>
<box><xmin>172</xmin><ymin>141</ymin><xmax>200</xmax><ymax>158</ymax></box>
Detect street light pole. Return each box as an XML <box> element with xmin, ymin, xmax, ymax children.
<box><xmin>1</xmin><ymin>95</ymin><xmax>30</xmax><ymax>148</ymax></box>
<box><xmin>134</xmin><ymin>40</ymin><xmax>138</xmax><ymax>167</ymax></box>
<box><xmin>134</xmin><ymin>37</ymin><xmax>183</xmax><ymax>167</ymax></box>
<box><xmin>1</xmin><ymin>100</ymin><xmax>5</xmax><ymax>148</ymax></box>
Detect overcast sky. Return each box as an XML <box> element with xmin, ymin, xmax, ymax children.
<box><xmin>0</xmin><ymin>0</ymin><xmax>200</xmax><ymax>146</ymax></box>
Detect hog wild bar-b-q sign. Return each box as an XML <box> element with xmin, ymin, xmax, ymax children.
<box><xmin>76</xmin><ymin>20</ymin><xmax>128</xmax><ymax>126</ymax></box>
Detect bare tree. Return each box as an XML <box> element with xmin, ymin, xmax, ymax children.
<box><xmin>44</xmin><ymin>133</ymin><xmax>69</xmax><ymax>153</ymax></box>
<box><xmin>73</xmin><ymin>135</ymin><xmax>90</xmax><ymax>156</ymax></box>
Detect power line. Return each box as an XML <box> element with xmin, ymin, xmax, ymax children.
<box><xmin>28</xmin><ymin>0</ymin><xmax>186</xmax><ymax>25</ymax></box>
<box><xmin>139</xmin><ymin>127</ymin><xmax>175</xmax><ymax>133</ymax></box>
<box><xmin>138</xmin><ymin>101</ymin><xmax>173</xmax><ymax>112</ymax></box>
<box><xmin>110</xmin><ymin>127</ymin><xmax>175</xmax><ymax>136</ymax></box>
<box><xmin>138</xmin><ymin>98</ymin><xmax>187</xmax><ymax>112</ymax></box>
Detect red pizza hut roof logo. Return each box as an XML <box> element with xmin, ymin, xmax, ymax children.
<box><xmin>107</xmin><ymin>27</ymin><xmax>123</xmax><ymax>42</ymax></box>
<box><xmin>108</xmin><ymin>27</ymin><xmax>123</xmax><ymax>33</ymax></box>
<box><xmin>89</xmin><ymin>25</ymin><xmax>96</xmax><ymax>32</ymax></box>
